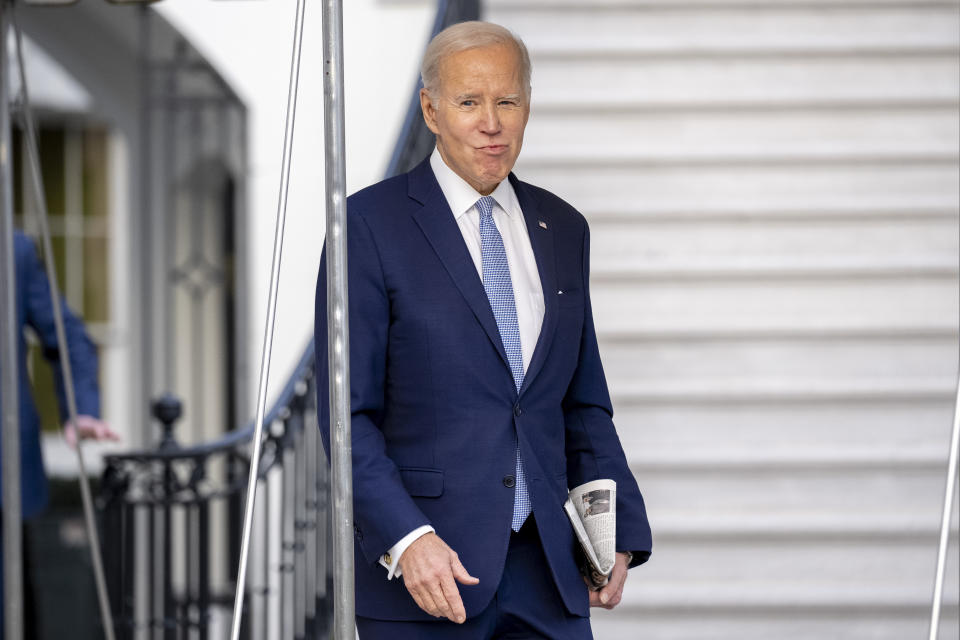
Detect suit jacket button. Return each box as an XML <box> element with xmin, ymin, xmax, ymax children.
<box><xmin>514</xmin><ymin>405</ymin><xmax>522</xmax><ymax>417</ymax></box>
<box><xmin>503</xmin><ymin>475</ymin><xmax>516</xmax><ymax>488</ymax></box>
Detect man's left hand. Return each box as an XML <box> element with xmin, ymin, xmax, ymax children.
<box><xmin>589</xmin><ymin>551</ymin><xmax>630</xmax><ymax>610</ymax></box>
<box><xmin>64</xmin><ymin>415</ymin><xmax>120</xmax><ymax>448</ymax></box>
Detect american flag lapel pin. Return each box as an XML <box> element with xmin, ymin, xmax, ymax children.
<box><xmin>538</xmin><ymin>220</ymin><xmax>548</xmax><ymax>229</ymax></box>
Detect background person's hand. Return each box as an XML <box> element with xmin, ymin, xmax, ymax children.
<box><xmin>588</xmin><ymin>551</ymin><xmax>631</xmax><ymax>610</ymax></box>
<box><xmin>398</xmin><ymin>532</ymin><xmax>479</xmax><ymax>623</ymax></box>
<box><xmin>64</xmin><ymin>415</ymin><xmax>120</xmax><ymax>448</ymax></box>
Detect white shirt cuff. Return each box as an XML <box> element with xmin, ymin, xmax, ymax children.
<box><xmin>379</xmin><ymin>525</ymin><xmax>434</xmax><ymax>580</ymax></box>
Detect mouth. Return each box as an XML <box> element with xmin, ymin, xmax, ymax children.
<box><xmin>478</xmin><ymin>144</ymin><xmax>509</xmax><ymax>155</ymax></box>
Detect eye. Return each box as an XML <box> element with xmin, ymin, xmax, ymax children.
<box><xmin>461</xmin><ymin>99</ymin><xmax>476</xmax><ymax>107</ymax></box>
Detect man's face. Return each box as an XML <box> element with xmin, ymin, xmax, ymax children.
<box><xmin>420</xmin><ymin>43</ymin><xmax>530</xmax><ymax>196</ymax></box>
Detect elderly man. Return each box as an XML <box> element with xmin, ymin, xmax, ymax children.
<box><xmin>315</xmin><ymin>20</ymin><xmax>651</xmax><ymax>639</ymax></box>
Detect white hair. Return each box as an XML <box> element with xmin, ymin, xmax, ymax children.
<box><xmin>420</xmin><ymin>21</ymin><xmax>531</xmax><ymax>99</ymax></box>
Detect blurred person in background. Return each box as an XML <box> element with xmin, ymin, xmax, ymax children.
<box><xmin>1</xmin><ymin>230</ymin><xmax>118</xmax><ymax>639</ymax></box>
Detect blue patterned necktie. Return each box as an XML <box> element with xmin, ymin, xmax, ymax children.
<box><xmin>476</xmin><ymin>195</ymin><xmax>531</xmax><ymax>531</ymax></box>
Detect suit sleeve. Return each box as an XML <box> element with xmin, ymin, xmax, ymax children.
<box><xmin>561</xmin><ymin>219</ymin><xmax>652</xmax><ymax>567</ymax></box>
<box><xmin>21</xmin><ymin>237</ymin><xmax>100</xmax><ymax>421</ymax></box>
<box><xmin>315</xmin><ymin>210</ymin><xmax>432</xmax><ymax>566</ymax></box>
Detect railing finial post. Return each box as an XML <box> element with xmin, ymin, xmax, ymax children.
<box><xmin>152</xmin><ymin>393</ymin><xmax>183</xmax><ymax>452</ymax></box>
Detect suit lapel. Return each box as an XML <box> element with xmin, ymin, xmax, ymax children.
<box><xmin>511</xmin><ymin>175</ymin><xmax>559</xmax><ymax>397</ymax></box>
<box><xmin>408</xmin><ymin>161</ymin><xmax>512</xmax><ymax>373</ymax></box>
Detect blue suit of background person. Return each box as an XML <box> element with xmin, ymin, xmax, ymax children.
<box><xmin>314</xmin><ymin>157</ymin><xmax>652</xmax><ymax>626</ymax></box>
<box><xmin>1</xmin><ymin>231</ymin><xmax>101</xmax><ymax>636</ymax></box>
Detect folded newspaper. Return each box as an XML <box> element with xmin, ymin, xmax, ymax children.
<box><xmin>563</xmin><ymin>479</ymin><xmax>617</xmax><ymax>591</ymax></box>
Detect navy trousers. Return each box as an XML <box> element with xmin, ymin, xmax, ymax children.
<box><xmin>357</xmin><ymin>517</ymin><xmax>593</xmax><ymax>640</ymax></box>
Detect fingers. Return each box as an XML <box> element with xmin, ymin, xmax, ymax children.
<box><xmin>437</xmin><ymin>573</ymin><xmax>465</xmax><ymax>623</ymax></box>
<box><xmin>67</xmin><ymin>416</ymin><xmax>121</xmax><ymax>443</ymax></box>
<box><xmin>598</xmin><ymin>582</ymin><xmax>622</xmax><ymax>609</ymax></box>
<box><xmin>400</xmin><ymin>534</ymin><xmax>474</xmax><ymax>623</ymax></box>
<box><xmin>440</xmin><ymin>554</ymin><xmax>473</xmax><ymax>623</ymax></box>
<box><xmin>88</xmin><ymin>423</ymin><xmax>121</xmax><ymax>441</ymax></box>
<box><xmin>587</xmin><ymin>582</ymin><xmax>618</xmax><ymax>609</ymax></box>
<box><xmin>600</xmin><ymin>562</ymin><xmax>627</xmax><ymax>609</ymax></box>
<box><xmin>590</xmin><ymin>556</ymin><xmax>630</xmax><ymax>610</ymax></box>
<box><xmin>451</xmin><ymin>555</ymin><xmax>480</xmax><ymax>586</ymax></box>
<box><xmin>419</xmin><ymin>574</ymin><xmax>455</xmax><ymax>621</ymax></box>
<box><xmin>588</xmin><ymin>589</ymin><xmax>604</xmax><ymax>607</ymax></box>
<box><xmin>408</xmin><ymin>585</ymin><xmax>441</xmax><ymax>620</ymax></box>
<box><xmin>406</xmin><ymin>571</ymin><xmax>457</xmax><ymax>622</ymax></box>
<box><xmin>64</xmin><ymin>423</ymin><xmax>77</xmax><ymax>448</ymax></box>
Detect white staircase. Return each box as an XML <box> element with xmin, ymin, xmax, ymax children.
<box><xmin>486</xmin><ymin>1</ymin><xmax>960</xmax><ymax>637</ymax></box>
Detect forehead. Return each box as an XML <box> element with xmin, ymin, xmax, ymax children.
<box><xmin>437</xmin><ymin>44</ymin><xmax>523</xmax><ymax>93</ymax></box>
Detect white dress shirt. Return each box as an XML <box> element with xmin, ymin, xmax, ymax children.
<box><xmin>379</xmin><ymin>148</ymin><xmax>545</xmax><ymax>579</ymax></box>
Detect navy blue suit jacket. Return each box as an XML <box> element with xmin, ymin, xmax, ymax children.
<box><xmin>315</xmin><ymin>158</ymin><xmax>651</xmax><ymax>621</ymax></box>
<box><xmin>0</xmin><ymin>232</ymin><xmax>100</xmax><ymax>519</ymax></box>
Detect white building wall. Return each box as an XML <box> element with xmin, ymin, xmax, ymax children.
<box><xmin>156</xmin><ymin>0</ymin><xmax>436</xmax><ymax>413</ymax></box>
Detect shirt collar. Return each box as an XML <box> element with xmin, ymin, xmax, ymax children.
<box><xmin>430</xmin><ymin>147</ymin><xmax>521</xmax><ymax>220</ymax></box>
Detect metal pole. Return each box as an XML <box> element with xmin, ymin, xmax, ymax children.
<box><xmin>0</xmin><ymin>2</ymin><xmax>23</xmax><ymax>639</ymax></box>
<box><xmin>321</xmin><ymin>0</ymin><xmax>355</xmax><ymax>637</ymax></box>
<box><xmin>137</xmin><ymin>4</ymin><xmax>154</xmax><ymax>437</ymax></box>
<box><xmin>928</xmin><ymin>374</ymin><xmax>960</xmax><ymax>640</ymax></box>
<box><xmin>228</xmin><ymin>2</ymin><xmax>305</xmax><ymax>638</ymax></box>
<box><xmin>9</xmin><ymin>14</ymin><xmax>117</xmax><ymax>640</ymax></box>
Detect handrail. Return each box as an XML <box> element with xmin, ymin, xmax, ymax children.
<box><xmin>104</xmin><ymin>345</ymin><xmax>315</xmax><ymax>463</ymax></box>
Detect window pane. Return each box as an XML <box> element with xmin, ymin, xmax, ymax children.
<box><xmin>12</xmin><ymin>128</ymin><xmax>23</xmax><ymax>214</ymax></box>
<box><xmin>83</xmin><ymin>236</ymin><xmax>109</xmax><ymax>324</ymax></box>
<box><xmin>82</xmin><ymin>130</ymin><xmax>108</xmax><ymax>218</ymax></box>
<box><xmin>38</xmin><ymin>129</ymin><xmax>65</xmax><ymax>216</ymax></box>
<box><xmin>28</xmin><ymin>342</ymin><xmax>61</xmax><ymax>434</ymax></box>
<box><xmin>49</xmin><ymin>233</ymin><xmax>68</xmax><ymax>296</ymax></box>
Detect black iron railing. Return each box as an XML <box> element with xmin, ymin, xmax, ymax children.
<box><xmin>97</xmin><ymin>2</ymin><xmax>479</xmax><ymax>638</ymax></box>
<box><xmin>99</xmin><ymin>350</ymin><xmax>328</xmax><ymax>640</ymax></box>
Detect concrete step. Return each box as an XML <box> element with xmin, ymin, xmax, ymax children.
<box><xmin>528</xmin><ymin>55</ymin><xmax>959</xmax><ymax>109</ymax></box>
<box><xmin>600</xmin><ymin>334</ymin><xmax>958</xmax><ymax>385</ymax></box>
<box><xmin>494</xmin><ymin>5</ymin><xmax>959</xmax><ymax>55</ymax></box>
<box><xmin>512</xmin><ymin>161</ymin><xmax>959</xmax><ymax>219</ymax></box>
<box><xmin>610</xmin><ymin>396</ymin><xmax>956</xmax><ymax>453</ymax></box>
<box><xmin>630</xmin><ymin>457</ymin><xmax>952</xmax><ymax>517</ymax></box>
<box><xmin>591</xmin><ymin>256</ymin><xmax>958</xmax><ymax>281</ymax></box>
<box><xmin>639</xmin><ymin>528</ymin><xmax>959</xmax><ymax>586</ymax></box>
<box><xmin>610</xmin><ymin>372</ymin><xmax>957</xmax><ymax>406</ymax></box>
<box><xmin>591</xmin><ymin>600</ymin><xmax>959</xmax><ymax>640</ymax></box>
<box><xmin>610</xmin><ymin>581</ymin><xmax>960</xmax><ymax>615</ymax></box>
<box><xmin>588</xmin><ymin>215</ymin><xmax>959</xmax><ymax>264</ymax></box>
<box><xmin>590</xmin><ymin>276</ymin><xmax>959</xmax><ymax>334</ymax></box>
<box><xmin>651</xmin><ymin>512</ymin><xmax>960</xmax><ymax>539</ymax></box>
<box><xmin>523</xmin><ymin>108</ymin><xmax>960</xmax><ymax>162</ymax></box>
<box><xmin>610</xmin><ymin>378</ymin><xmax>955</xmax><ymax>404</ymax></box>
<box><xmin>490</xmin><ymin>0</ymin><xmax>960</xmax><ymax>10</ymax></box>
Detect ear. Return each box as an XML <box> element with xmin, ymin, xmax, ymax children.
<box><xmin>420</xmin><ymin>88</ymin><xmax>440</xmax><ymax>135</ymax></box>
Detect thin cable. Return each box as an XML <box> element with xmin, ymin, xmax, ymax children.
<box><xmin>229</xmin><ymin>1</ymin><xmax>306</xmax><ymax>638</ymax></box>
<box><xmin>10</xmin><ymin>13</ymin><xmax>116</xmax><ymax>640</ymax></box>
<box><xmin>928</xmin><ymin>373</ymin><xmax>960</xmax><ymax>640</ymax></box>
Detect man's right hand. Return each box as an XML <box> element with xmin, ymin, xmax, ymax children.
<box><xmin>398</xmin><ymin>532</ymin><xmax>479</xmax><ymax>624</ymax></box>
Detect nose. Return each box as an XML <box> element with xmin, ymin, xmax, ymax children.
<box><xmin>479</xmin><ymin>102</ymin><xmax>501</xmax><ymax>134</ymax></box>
